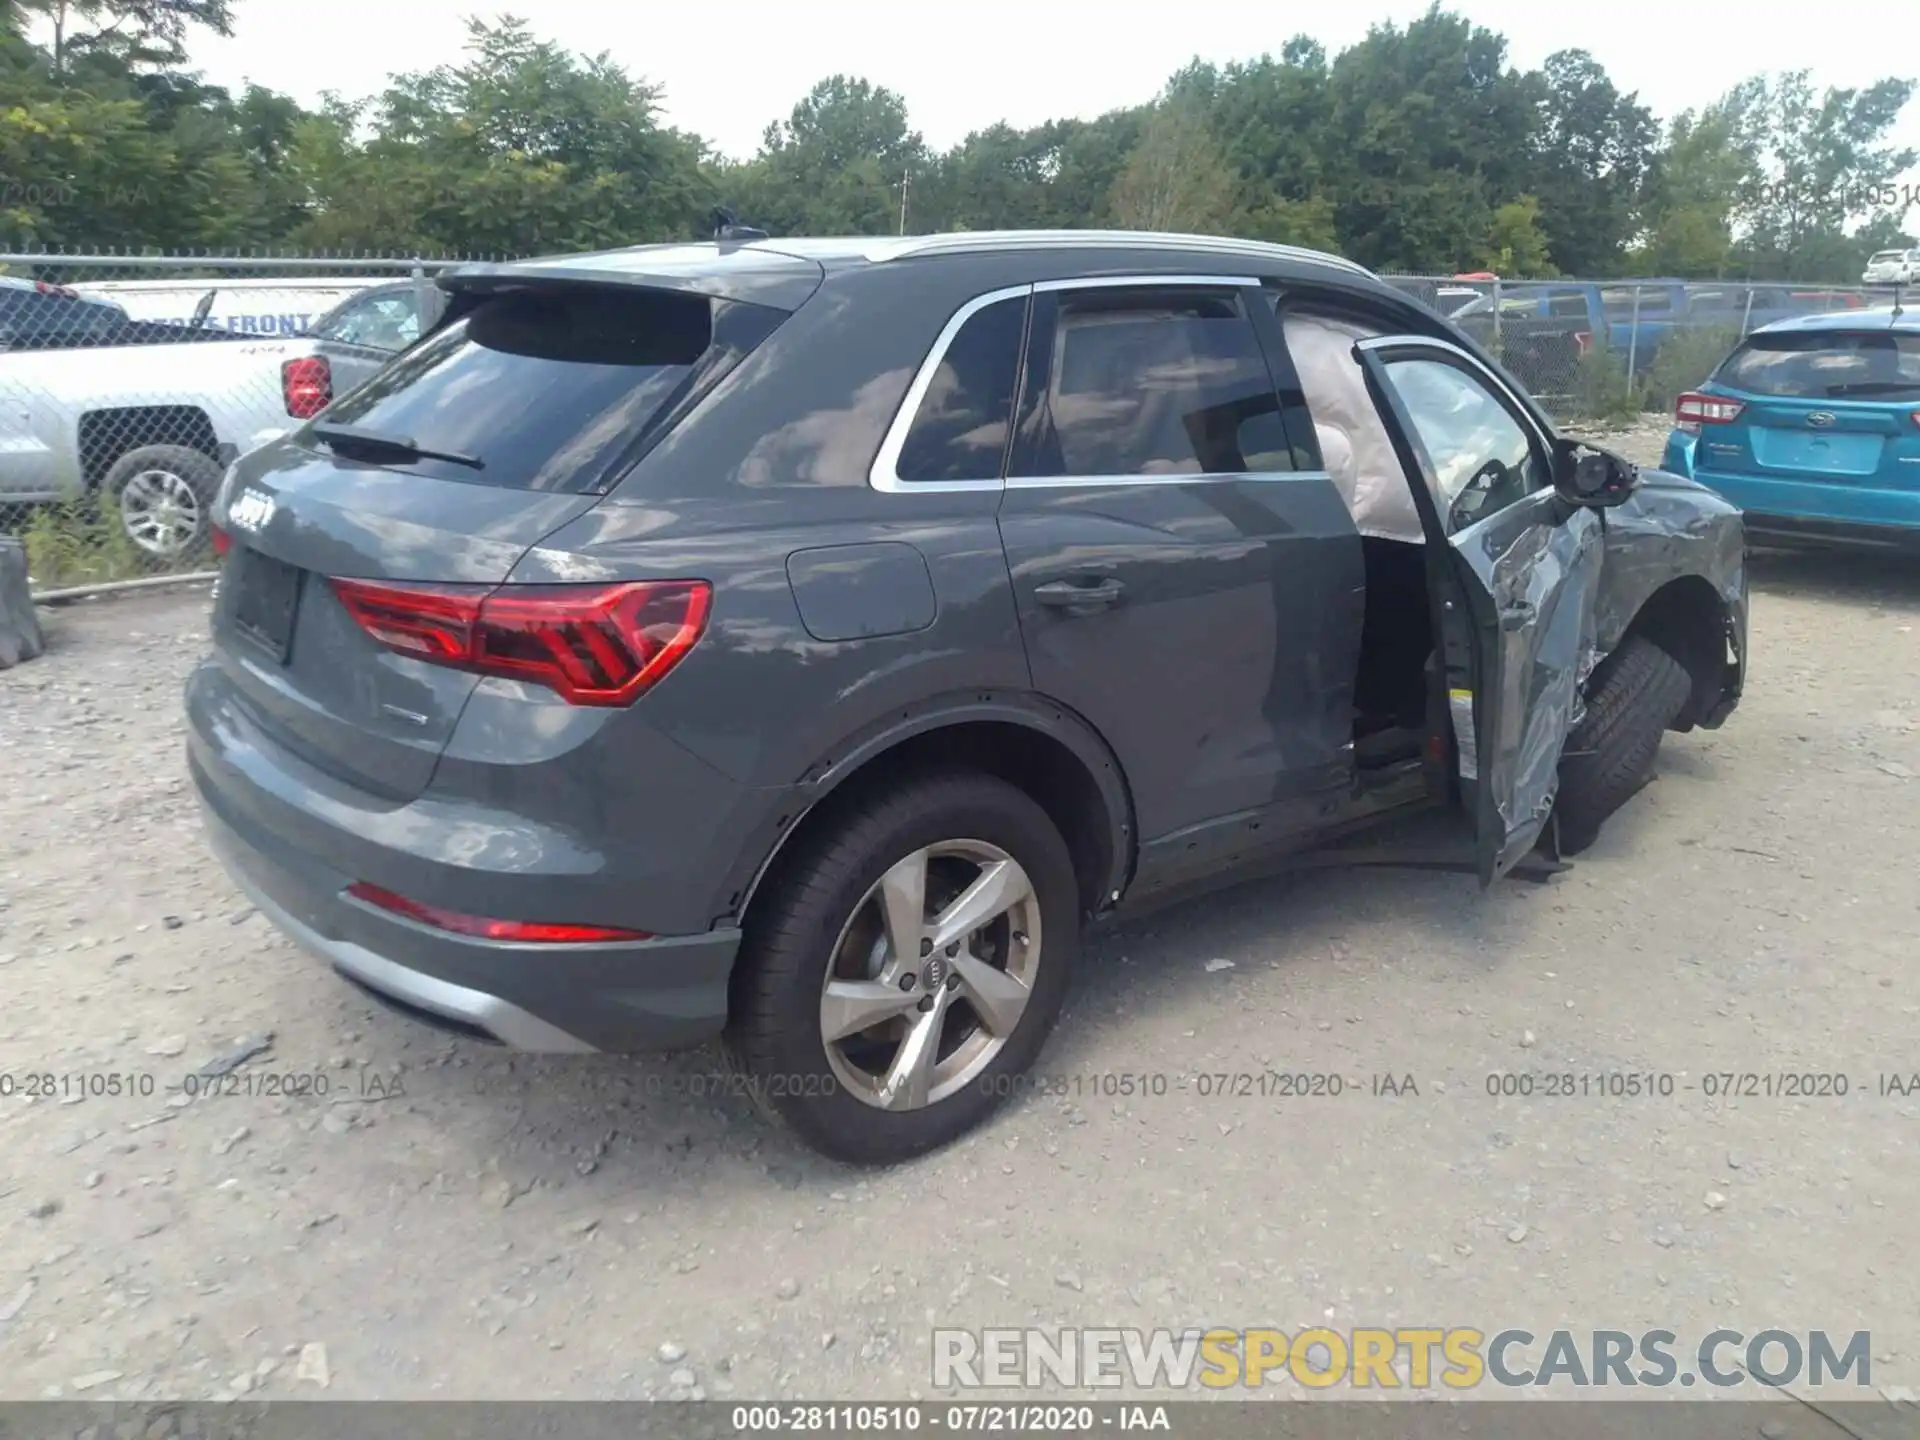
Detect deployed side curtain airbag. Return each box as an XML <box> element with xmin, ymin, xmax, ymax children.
<box><xmin>1282</xmin><ymin>312</ymin><xmax>1426</xmax><ymax>545</ymax></box>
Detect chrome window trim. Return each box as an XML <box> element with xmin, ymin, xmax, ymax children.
<box><xmin>870</xmin><ymin>273</ymin><xmax>1310</xmax><ymax>494</ymax></box>
<box><xmin>868</xmin><ymin>282</ymin><xmax>1032</xmax><ymax>495</ymax></box>
<box><xmin>1005</xmin><ymin>469</ymin><xmax>1333</xmax><ymax>491</ymax></box>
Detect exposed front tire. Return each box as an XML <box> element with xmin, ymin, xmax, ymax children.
<box><xmin>1554</xmin><ymin>634</ymin><xmax>1694</xmax><ymax>854</ymax></box>
<box><xmin>101</xmin><ymin>445</ymin><xmax>222</xmax><ymax>560</ymax></box>
<box><xmin>727</xmin><ymin>770</ymin><xmax>1079</xmax><ymax>1165</ymax></box>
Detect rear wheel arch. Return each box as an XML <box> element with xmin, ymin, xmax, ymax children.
<box><xmin>731</xmin><ymin>699</ymin><xmax>1137</xmax><ymax>936</ymax></box>
<box><xmin>1614</xmin><ymin>574</ymin><xmax>1730</xmax><ymax>732</ymax></box>
<box><xmin>78</xmin><ymin>405</ymin><xmax>220</xmax><ymax>488</ymax></box>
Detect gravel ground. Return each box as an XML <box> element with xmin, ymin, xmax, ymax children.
<box><xmin>2</xmin><ymin>433</ymin><xmax>1917</xmax><ymax>1404</ymax></box>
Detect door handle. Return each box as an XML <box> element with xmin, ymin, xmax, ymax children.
<box><xmin>1034</xmin><ymin>577</ymin><xmax>1125</xmax><ymax>610</ymax></box>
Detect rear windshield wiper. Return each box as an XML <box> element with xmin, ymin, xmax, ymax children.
<box><xmin>310</xmin><ymin>420</ymin><xmax>485</xmax><ymax>471</ymax></box>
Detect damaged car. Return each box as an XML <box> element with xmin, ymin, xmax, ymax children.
<box><xmin>186</xmin><ymin>230</ymin><xmax>1747</xmax><ymax>1164</ymax></box>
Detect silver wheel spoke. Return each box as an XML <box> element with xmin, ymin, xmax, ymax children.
<box><xmin>927</xmin><ymin>858</ymin><xmax>1032</xmax><ymax>952</ymax></box>
<box><xmin>877</xmin><ymin>849</ymin><xmax>929</xmax><ymax>964</ymax></box>
<box><xmin>951</xmin><ymin>949</ymin><xmax>1032</xmax><ymax>1035</ymax></box>
<box><xmin>821</xmin><ymin>979</ymin><xmax>920</xmax><ymax>1043</ymax></box>
<box><xmin>878</xmin><ymin>1004</ymin><xmax>944</xmax><ymax>1110</ymax></box>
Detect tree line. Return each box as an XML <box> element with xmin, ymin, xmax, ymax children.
<box><xmin>4</xmin><ymin>0</ymin><xmax>1916</xmax><ymax>280</ymax></box>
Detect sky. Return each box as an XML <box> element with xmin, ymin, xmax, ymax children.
<box><xmin>181</xmin><ymin>0</ymin><xmax>1920</xmax><ymax>177</ymax></box>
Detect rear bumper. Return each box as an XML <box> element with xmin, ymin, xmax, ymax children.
<box><xmin>1740</xmin><ymin>511</ymin><xmax>1920</xmax><ymax>552</ymax></box>
<box><xmin>1681</xmin><ymin>464</ymin><xmax>1920</xmax><ymax>547</ymax></box>
<box><xmin>197</xmin><ymin>788</ymin><xmax>740</xmax><ymax>1052</ymax></box>
<box><xmin>187</xmin><ymin>662</ymin><xmax>743</xmax><ymax>1053</ymax></box>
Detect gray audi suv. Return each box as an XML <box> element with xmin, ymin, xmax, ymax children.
<box><xmin>187</xmin><ymin>230</ymin><xmax>1747</xmax><ymax>1163</ymax></box>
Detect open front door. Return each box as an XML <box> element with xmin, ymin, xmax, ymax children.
<box><xmin>1352</xmin><ymin>336</ymin><xmax>1605</xmax><ymax>885</ymax></box>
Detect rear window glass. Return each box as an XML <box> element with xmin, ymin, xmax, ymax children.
<box><xmin>1716</xmin><ymin>330</ymin><xmax>1920</xmax><ymax>400</ymax></box>
<box><xmin>312</xmin><ymin>287</ymin><xmax>738</xmax><ymax>491</ymax></box>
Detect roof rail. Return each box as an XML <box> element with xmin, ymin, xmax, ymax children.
<box><xmin>876</xmin><ymin>229</ymin><xmax>1372</xmax><ymax>276</ymax></box>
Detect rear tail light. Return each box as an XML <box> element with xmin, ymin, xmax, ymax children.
<box><xmin>329</xmin><ymin>577</ymin><xmax>712</xmax><ymax>707</ymax></box>
<box><xmin>210</xmin><ymin>523</ymin><xmax>232</xmax><ymax>558</ymax></box>
<box><xmin>1675</xmin><ymin>391</ymin><xmax>1744</xmax><ymax>432</ymax></box>
<box><xmin>1910</xmin><ymin>410</ymin><xmax>1920</xmax><ymax>430</ymax></box>
<box><xmin>34</xmin><ymin>281</ymin><xmax>76</xmax><ymax>298</ymax></box>
<box><xmin>1573</xmin><ymin>331</ymin><xmax>1592</xmax><ymax>356</ymax></box>
<box><xmin>282</xmin><ymin>356</ymin><xmax>332</xmax><ymax>418</ymax></box>
<box><xmin>346</xmin><ymin>882</ymin><xmax>650</xmax><ymax>943</ymax></box>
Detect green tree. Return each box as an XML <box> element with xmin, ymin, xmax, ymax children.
<box><xmin>14</xmin><ymin>0</ymin><xmax>233</xmax><ymax>74</ymax></box>
<box><xmin>728</xmin><ymin>75</ymin><xmax>923</xmax><ymax>236</ymax></box>
<box><xmin>1108</xmin><ymin>100</ymin><xmax>1236</xmax><ymax>234</ymax></box>
<box><xmin>1730</xmin><ymin>70</ymin><xmax>1917</xmax><ymax>280</ymax></box>
<box><xmin>1528</xmin><ymin>50</ymin><xmax>1656</xmax><ymax>274</ymax></box>
<box><xmin>1479</xmin><ymin>194</ymin><xmax>1555</xmax><ymax>275</ymax></box>
<box><xmin>1317</xmin><ymin>4</ymin><xmax>1541</xmax><ymax>272</ymax></box>
<box><xmin>291</xmin><ymin>17</ymin><xmax>711</xmax><ymax>255</ymax></box>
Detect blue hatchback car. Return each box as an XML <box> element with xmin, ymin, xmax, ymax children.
<box><xmin>1662</xmin><ymin>307</ymin><xmax>1920</xmax><ymax>548</ymax></box>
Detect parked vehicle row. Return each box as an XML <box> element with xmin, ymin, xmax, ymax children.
<box><xmin>187</xmin><ymin>230</ymin><xmax>1748</xmax><ymax>1165</ymax></box>
<box><xmin>72</xmin><ymin>277</ymin><xmax>381</xmax><ymax>337</ymax></box>
<box><xmin>1450</xmin><ymin>280</ymin><xmax>1870</xmax><ymax>392</ymax></box>
<box><xmin>0</xmin><ymin>281</ymin><xmax>444</xmax><ymax>557</ymax></box>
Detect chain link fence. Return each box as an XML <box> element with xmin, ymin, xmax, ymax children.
<box><xmin>1381</xmin><ymin>274</ymin><xmax>1890</xmax><ymax>419</ymax></box>
<box><xmin>0</xmin><ymin>252</ymin><xmax>487</xmax><ymax>596</ymax></box>
<box><xmin>0</xmin><ymin>249</ymin><xmax>1903</xmax><ymax>597</ymax></box>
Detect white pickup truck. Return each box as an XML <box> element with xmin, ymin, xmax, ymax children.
<box><xmin>0</xmin><ymin>280</ymin><xmax>442</xmax><ymax>558</ymax></box>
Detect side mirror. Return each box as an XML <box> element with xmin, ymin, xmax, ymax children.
<box><xmin>1554</xmin><ymin>443</ymin><xmax>1636</xmax><ymax>508</ymax></box>
<box><xmin>189</xmin><ymin>290</ymin><xmax>216</xmax><ymax>330</ymax></box>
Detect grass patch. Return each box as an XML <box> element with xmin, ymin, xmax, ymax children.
<box><xmin>1640</xmin><ymin>327</ymin><xmax>1744</xmax><ymax>417</ymax></box>
<box><xmin>20</xmin><ymin>499</ymin><xmax>179</xmax><ymax>589</ymax></box>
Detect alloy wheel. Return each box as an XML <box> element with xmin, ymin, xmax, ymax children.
<box><xmin>118</xmin><ymin>469</ymin><xmax>203</xmax><ymax>556</ymax></box>
<box><xmin>818</xmin><ymin>839</ymin><xmax>1043</xmax><ymax>1111</ymax></box>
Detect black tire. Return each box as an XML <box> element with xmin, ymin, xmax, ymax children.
<box><xmin>727</xmin><ymin>770</ymin><xmax>1080</xmax><ymax>1165</ymax></box>
<box><xmin>100</xmin><ymin>444</ymin><xmax>223</xmax><ymax>560</ymax></box>
<box><xmin>1554</xmin><ymin>634</ymin><xmax>1693</xmax><ymax>855</ymax></box>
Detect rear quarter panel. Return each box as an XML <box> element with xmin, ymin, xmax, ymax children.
<box><xmin>498</xmin><ymin>257</ymin><xmax>1047</xmax><ymax>925</ymax></box>
<box><xmin>514</xmin><ymin>256</ymin><xmax>1040</xmax><ymax>788</ymax></box>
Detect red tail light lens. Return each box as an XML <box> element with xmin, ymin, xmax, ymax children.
<box><xmin>210</xmin><ymin>523</ymin><xmax>232</xmax><ymax>558</ymax></box>
<box><xmin>34</xmin><ymin>281</ymin><xmax>77</xmax><ymax>298</ymax></box>
<box><xmin>283</xmin><ymin>356</ymin><xmax>332</xmax><ymax>419</ymax></box>
<box><xmin>346</xmin><ymin>882</ymin><xmax>650</xmax><ymax>943</ymax></box>
<box><xmin>1675</xmin><ymin>391</ymin><xmax>1745</xmax><ymax>432</ymax></box>
<box><xmin>1573</xmin><ymin>331</ymin><xmax>1592</xmax><ymax>356</ymax></box>
<box><xmin>329</xmin><ymin>577</ymin><xmax>712</xmax><ymax>707</ymax></box>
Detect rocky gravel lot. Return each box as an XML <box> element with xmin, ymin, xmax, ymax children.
<box><xmin>2</xmin><ymin>420</ymin><xmax>1917</xmax><ymax>1406</ymax></box>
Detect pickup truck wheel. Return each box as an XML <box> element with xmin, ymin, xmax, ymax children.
<box><xmin>1554</xmin><ymin>634</ymin><xmax>1693</xmax><ymax>855</ymax></box>
<box><xmin>102</xmin><ymin>445</ymin><xmax>222</xmax><ymax>559</ymax></box>
<box><xmin>727</xmin><ymin>770</ymin><xmax>1079</xmax><ymax>1165</ymax></box>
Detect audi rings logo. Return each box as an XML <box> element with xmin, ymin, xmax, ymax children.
<box><xmin>227</xmin><ymin>487</ymin><xmax>277</xmax><ymax>533</ymax></box>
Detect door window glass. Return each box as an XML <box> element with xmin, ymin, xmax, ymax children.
<box><xmin>1382</xmin><ymin>357</ymin><xmax>1549</xmax><ymax>533</ymax></box>
<box><xmin>1021</xmin><ymin>288</ymin><xmax>1293</xmax><ymax>478</ymax></box>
